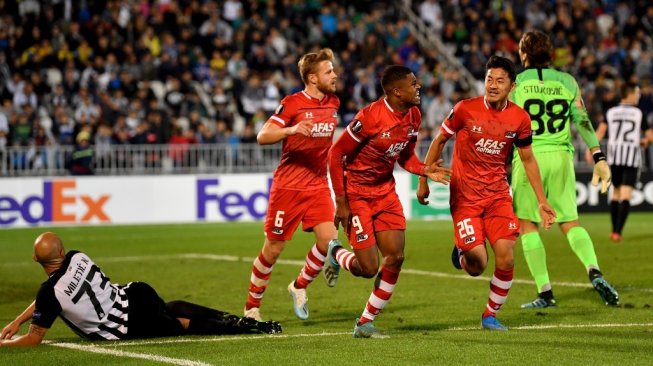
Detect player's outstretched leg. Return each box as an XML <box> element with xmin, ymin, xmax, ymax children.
<box><xmin>323</xmin><ymin>239</ymin><xmax>342</xmax><ymax>286</ymax></box>
<box><xmin>589</xmin><ymin>269</ymin><xmax>620</xmax><ymax>306</ymax></box>
<box><xmin>287</xmin><ymin>281</ymin><xmax>309</xmax><ymax>320</ymax></box>
<box><xmin>521</xmin><ymin>290</ymin><xmax>557</xmax><ymax>309</ymax></box>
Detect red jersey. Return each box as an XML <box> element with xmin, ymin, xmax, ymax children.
<box><xmin>330</xmin><ymin>98</ymin><xmax>424</xmax><ymax>198</ymax></box>
<box><xmin>441</xmin><ymin>96</ymin><xmax>531</xmax><ymax>204</ymax></box>
<box><xmin>268</xmin><ymin>91</ymin><xmax>340</xmax><ymax>190</ymax></box>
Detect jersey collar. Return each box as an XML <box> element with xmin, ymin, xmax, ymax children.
<box><xmin>301</xmin><ymin>90</ymin><xmax>330</xmax><ymax>104</ymax></box>
<box><xmin>483</xmin><ymin>96</ymin><xmax>508</xmax><ymax>111</ymax></box>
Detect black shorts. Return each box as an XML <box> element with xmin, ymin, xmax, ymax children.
<box><xmin>610</xmin><ymin>165</ymin><xmax>639</xmax><ymax>188</ymax></box>
<box><xmin>123</xmin><ymin>282</ymin><xmax>184</xmax><ymax>339</ymax></box>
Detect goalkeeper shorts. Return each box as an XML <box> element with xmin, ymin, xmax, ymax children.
<box><xmin>512</xmin><ymin>150</ymin><xmax>578</xmax><ymax>223</ymax></box>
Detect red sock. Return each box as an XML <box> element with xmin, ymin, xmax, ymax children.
<box><xmin>246</xmin><ymin>252</ymin><xmax>273</xmax><ymax>310</ymax></box>
<box><xmin>483</xmin><ymin>267</ymin><xmax>513</xmax><ymax>318</ymax></box>
<box><xmin>294</xmin><ymin>244</ymin><xmax>326</xmax><ymax>289</ymax></box>
<box><xmin>359</xmin><ymin>266</ymin><xmax>400</xmax><ymax>324</ymax></box>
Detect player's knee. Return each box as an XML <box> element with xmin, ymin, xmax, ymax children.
<box><xmin>384</xmin><ymin>252</ymin><xmax>404</xmax><ymax>269</ymax></box>
<box><xmin>264</xmin><ymin>240</ymin><xmax>285</xmax><ymax>259</ymax></box>
<box><xmin>359</xmin><ymin>263</ymin><xmax>379</xmax><ymax>278</ymax></box>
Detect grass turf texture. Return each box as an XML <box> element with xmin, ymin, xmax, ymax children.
<box><xmin>1</xmin><ymin>213</ymin><xmax>652</xmax><ymax>365</ymax></box>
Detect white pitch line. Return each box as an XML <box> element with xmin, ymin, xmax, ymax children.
<box><xmin>50</xmin><ymin>342</ymin><xmax>212</xmax><ymax>366</ymax></box>
<box><xmin>97</xmin><ymin>332</ymin><xmax>352</xmax><ymax>347</ymax></box>
<box><xmin>55</xmin><ymin>323</ymin><xmax>653</xmax><ymax>350</ymax></box>
<box><xmin>4</xmin><ymin>253</ymin><xmax>652</xmax><ymax>292</ymax></box>
<box><xmin>447</xmin><ymin>322</ymin><xmax>653</xmax><ymax>331</ymax></box>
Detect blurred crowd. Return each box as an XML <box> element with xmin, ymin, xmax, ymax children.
<box><xmin>1</xmin><ymin>0</ymin><xmax>652</xmax><ymax>168</ymax></box>
<box><xmin>416</xmin><ymin>0</ymin><xmax>653</xmax><ymax>136</ymax></box>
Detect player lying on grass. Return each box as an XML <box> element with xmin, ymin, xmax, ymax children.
<box><xmin>0</xmin><ymin>232</ymin><xmax>281</xmax><ymax>347</ymax></box>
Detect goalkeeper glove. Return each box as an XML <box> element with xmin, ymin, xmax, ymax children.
<box><xmin>591</xmin><ymin>151</ymin><xmax>611</xmax><ymax>194</ymax></box>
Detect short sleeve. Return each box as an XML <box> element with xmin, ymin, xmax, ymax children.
<box><xmin>440</xmin><ymin>102</ymin><xmax>464</xmax><ymax>137</ymax></box>
<box><xmin>515</xmin><ymin>111</ymin><xmax>533</xmax><ymax>147</ymax></box>
<box><xmin>345</xmin><ymin>109</ymin><xmax>374</xmax><ymax>143</ymax></box>
<box><xmin>31</xmin><ymin>283</ymin><xmax>62</xmax><ymax>329</ymax></box>
<box><xmin>518</xmin><ymin>111</ymin><xmax>532</xmax><ymax>140</ymax></box>
<box><xmin>268</xmin><ymin>97</ymin><xmax>299</xmax><ymax>127</ymax></box>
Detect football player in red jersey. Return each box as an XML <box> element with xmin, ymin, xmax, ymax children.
<box><xmin>417</xmin><ymin>56</ymin><xmax>556</xmax><ymax>331</ymax></box>
<box><xmin>243</xmin><ymin>49</ymin><xmax>340</xmax><ymax>322</ymax></box>
<box><xmin>326</xmin><ymin>65</ymin><xmax>451</xmax><ymax>338</ymax></box>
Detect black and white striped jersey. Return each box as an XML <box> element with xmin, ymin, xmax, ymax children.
<box><xmin>605</xmin><ymin>104</ymin><xmax>647</xmax><ymax>167</ymax></box>
<box><xmin>32</xmin><ymin>251</ymin><xmax>129</xmax><ymax>340</ymax></box>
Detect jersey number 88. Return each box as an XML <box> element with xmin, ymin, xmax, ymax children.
<box><xmin>523</xmin><ymin>99</ymin><xmax>569</xmax><ymax>135</ymax></box>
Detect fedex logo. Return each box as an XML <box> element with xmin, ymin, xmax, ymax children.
<box><xmin>0</xmin><ymin>180</ymin><xmax>111</xmax><ymax>226</ymax></box>
<box><xmin>197</xmin><ymin>178</ymin><xmax>272</xmax><ymax>221</ymax></box>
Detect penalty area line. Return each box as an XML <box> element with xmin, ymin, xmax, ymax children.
<box><xmin>49</xmin><ymin>342</ymin><xmax>213</xmax><ymax>366</ymax></box>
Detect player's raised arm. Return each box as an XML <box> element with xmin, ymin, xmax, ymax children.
<box><xmin>257</xmin><ymin>120</ymin><xmax>314</xmax><ymax>145</ymax></box>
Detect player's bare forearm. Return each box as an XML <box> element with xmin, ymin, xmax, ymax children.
<box><xmin>423</xmin><ymin>133</ymin><xmax>449</xmax><ymax>166</ymax></box>
<box><xmin>0</xmin><ymin>324</ymin><xmax>46</xmax><ymax>347</ymax></box>
<box><xmin>595</xmin><ymin>122</ymin><xmax>607</xmax><ymax>142</ymax></box>
<box><xmin>1</xmin><ymin>301</ymin><xmax>36</xmax><ymax>339</ymax></box>
<box><xmin>257</xmin><ymin>121</ymin><xmax>313</xmax><ymax>145</ymax></box>
<box><xmin>334</xmin><ymin>195</ymin><xmax>351</xmax><ymax>232</ymax></box>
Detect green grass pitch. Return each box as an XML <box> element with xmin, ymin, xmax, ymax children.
<box><xmin>1</xmin><ymin>213</ymin><xmax>652</xmax><ymax>365</ymax></box>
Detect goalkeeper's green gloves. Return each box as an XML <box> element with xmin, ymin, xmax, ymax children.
<box><xmin>591</xmin><ymin>151</ymin><xmax>611</xmax><ymax>194</ymax></box>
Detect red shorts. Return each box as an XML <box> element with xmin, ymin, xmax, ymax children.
<box><xmin>451</xmin><ymin>198</ymin><xmax>519</xmax><ymax>253</ymax></box>
<box><xmin>264</xmin><ymin>187</ymin><xmax>334</xmax><ymax>241</ymax></box>
<box><xmin>347</xmin><ymin>192</ymin><xmax>406</xmax><ymax>250</ymax></box>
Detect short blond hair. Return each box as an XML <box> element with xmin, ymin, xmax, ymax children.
<box><xmin>297</xmin><ymin>48</ymin><xmax>335</xmax><ymax>84</ymax></box>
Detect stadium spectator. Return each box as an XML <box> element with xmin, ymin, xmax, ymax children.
<box><xmin>0</xmin><ymin>232</ymin><xmax>281</xmax><ymax>346</ymax></box>
<box><xmin>418</xmin><ymin>56</ymin><xmax>555</xmax><ymax>331</ymax></box>
<box><xmin>326</xmin><ymin>65</ymin><xmax>451</xmax><ymax>338</ymax></box>
<box><xmin>243</xmin><ymin>48</ymin><xmax>340</xmax><ymax>322</ymax></box>
<box><xmin>67</xmin><ymin>130</ymin><xmax>93</xmax><ymax>175</ymax></box>
<box><xmin>510</xmin><ymin>31</ymin><xmax>619</xmax><ymax>309</ymax></box>
<box><xmin>595</xmin><ymin>83</ymin><xmax>653</xmax><ymax>241</ymax></box>
<box><xmin>1</xmin><ymin>0</ymin><xmax>651</xmax><ymax>174</ymax></box>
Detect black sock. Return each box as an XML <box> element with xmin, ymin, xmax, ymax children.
<box><xmin>589</xmin><ymin>268</ymin><xmax>603</xmax><ymax>282</ymax></box>
<box><xmin>165</xmin><ymin>300</ymin><xmax>228</xmax><ymax>319</ymax></box>
<box><xmin>616</xmin><ymin>201</ymin><xmax>631</xmax><ymax>235</ymax></box>
<box><xmin>610</xmin><ymin>200</ymin><xmax>619</xmax><ymax>233</ymax></box>
<box><xmin>187</xmin><ymin>316</ymin><xmax>243</xmax><ymax>335</ymax></box>
<box><xmin>539</xmin><ymin>289</ymin><xmax>554</xmax><ymax>300</ymax></box>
